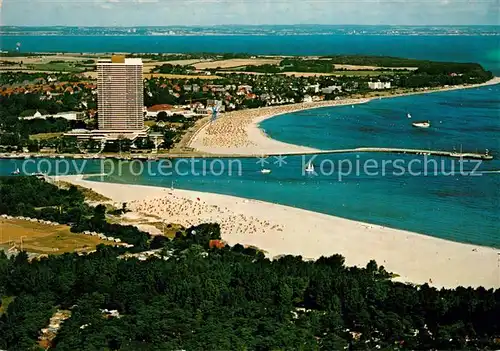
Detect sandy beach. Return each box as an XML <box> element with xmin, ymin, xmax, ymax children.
<box><xmin>189</xmin><ymin>77</ymin><xmax>500</xmax><ymax>156</ymax></box>
<box><xmin>60</xmin><ymin>175</ymin><xmax>500</xmax><ymax>289</ymax></box>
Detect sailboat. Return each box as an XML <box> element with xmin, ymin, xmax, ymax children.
<box><xmin>412</xmin><ymin>120</ymin><xmax>430</xmax><ymax>128</ymax></box>
<box><xmin>305</xmin><ymin>161</ymin><xmax>315</xmax><ymax>174</ymax></box>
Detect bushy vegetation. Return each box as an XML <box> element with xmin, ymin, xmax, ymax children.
<box><xmin>0</xmin><ymin>176</ymin><xmax>499</xmax><ymax>350</ymax></box>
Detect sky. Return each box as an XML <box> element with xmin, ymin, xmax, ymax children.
<box><xmin>1</xmin><ymin>0</ymin><xmax>499</xmax><ymax>26</ymax></box>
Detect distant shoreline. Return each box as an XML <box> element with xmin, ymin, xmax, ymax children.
<box><xmin>57</xmin><ymin>175</ymin><xmax>500</xmax><ymax>289</ymax></box>
<box><xmin>1</xmin><ymin>77</ymin><xmax>498</xmax><ymax>160</ymax></box>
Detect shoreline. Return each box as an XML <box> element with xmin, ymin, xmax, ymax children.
<box><xmin>189</xmin><ymin>77</ymin><xmax>500</xmax><ymax>156</ymax></box>
<box><xmin>59</xmin><ymin>175</ymin><xmax>500</xmax><ymax>289</ymax></box>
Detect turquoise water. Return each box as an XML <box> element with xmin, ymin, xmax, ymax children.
<box><xmin>0</xmin><ymin>153</ymin><xmax>498</xmax><ymax>247</ymax></box>
<box><xmin>0</xmin><ymin>34</ymin><xmax>498</xmax><ymax>247</ymax></box>
<box><xmin>0</xmin><ymin>87</ymin><xmax>499</xmax><ymax>247</ymax></box>
<box><xmin>2</xmin><ymin>34</ymin><xmax>500</xmax><ymax>74</ymax></box>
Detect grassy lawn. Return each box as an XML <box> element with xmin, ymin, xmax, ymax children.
<box><xmin>0</xmin><ymin>219</ymin><xmax>109</xmax><ymax>254</ymax></box>
<box><xmin>0</xmin><ymin>296</ymin><xmax>15</xmax><ymax>316</ymax></box>
<box><xmin>29</xmin><ymin>132</ymin><xmax>63</xmax><ymax>141</ymax></box>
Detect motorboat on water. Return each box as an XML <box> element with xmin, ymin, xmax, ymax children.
<box><xmin>412</xmin><ymin>120</ymin><xmax>430</xmax><ymax>128</ymax></box>
<box><xmin>260</xmin><ymin>169</ymin><xmax>271</xmax><ymax>174</ymax></box>
<box><xmin>407</xmin><ymin>113</ymin><xmax>412</xmax><ymax>119</ymax></box>
<box><xmin>11</xmin><ymin>168</ymin><xmax>20</xmax><ymax>175</ymax></box>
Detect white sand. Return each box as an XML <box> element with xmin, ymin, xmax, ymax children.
<box><xmin>190</xmin><ymin>77</ymin><xmax>500</xmax><ymax>156</ymax></box>
<box><xmin>60</xmin><ymin>175</ymin><xmax>500</xmax><ymax>289</ymax></box>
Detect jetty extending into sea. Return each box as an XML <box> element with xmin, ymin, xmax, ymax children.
<box><xmin>0</xmin><ymin>147</ymin><xmax>493</xmax><ymax>161</ymax></box>
<box><xmin>254</xmin><ymin>147</ymin><xmax>493</xmax><ymax>160</ymax></box>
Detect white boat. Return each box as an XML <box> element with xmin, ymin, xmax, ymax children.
<box><xmin>260</xmin><ymin>169</ymin><xmax>271</xmax><ymax>174</ymax></box>
<box><xmin>11</xmin><ymin>168</ymin><xmax>20</xmax><ymax>175</ymax></box>
<box><xmin>305</xmin><ymin>162</ymin><xmax>315</xmax><ymax>173</ymax></box>
<box><xmin>407</xmin><ymin>113</ymin><xmax>412</xmax><ymax>119</ymax></box>
<box><xmin>412</xmin><ymin>120</ymin><xmax>430</xmax><ymax>128</ymax></box>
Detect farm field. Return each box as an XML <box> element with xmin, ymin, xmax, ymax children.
<box><xmin>0</xmin><ymin>55</ymin><xmax>97</xmax><ymax>73</ymax></box>
<box><xmin>0</xmin><ymin>55</ymin><xmax>97</xmax><ymax>64</ymax></box>
<box><xmin>0</xmin><ymin>219</ymin><xmax>109</xmax><ymax>254</ymax></box>
<box><xmin>145</xmin><ymin>73</ymin><xmax>222</xmax><ymax>79</ymax></box>
<box><xmin>25</xmin><ymin>62</ymin><xmax>87</xmax><ymax>73</ymax></box>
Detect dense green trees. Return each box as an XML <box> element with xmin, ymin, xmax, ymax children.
<box><xmin>152</xmin><ymin>64</ymin><xmax>196</xmax><ymax>74</ymax></box>
<box><xmin>0</xmin><ymin>177</ymin><xmax>150</xmax><ymax>247</ymax></box>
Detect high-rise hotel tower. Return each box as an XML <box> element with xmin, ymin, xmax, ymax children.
<box><xmin>97</xmin><ymin>55</ymin><xmax>144</xmax><ymax>131</ymax></box>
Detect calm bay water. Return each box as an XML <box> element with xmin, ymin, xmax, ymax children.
<box><xmin>261</xmin><ymin>85</ymin><xmax>500</xmax><ymax>154</ymax></box>
<box><xmin>1</xmin><ymin>86</ymin><xmax>499</xmax><ymax>247</ymax></box>
<box><xmin>2</xmin><ymin>34</ymin><xmax>500</xmax><ymax>74</ymax></box>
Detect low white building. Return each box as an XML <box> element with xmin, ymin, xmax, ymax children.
<box><xmin>20</xmin><ymin>110</ymin><xmax>84</xmax><ymax>121</ymax></box>
<box><xmin>368</xmin><ymin>81</ymin><xmax>391</xmax><ymax>90</ymax></box>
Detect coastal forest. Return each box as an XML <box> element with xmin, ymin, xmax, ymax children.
<box><xmin>1</xmin><ymin>176</ymin><xmax>500</xmax><ymax>350</ymax></box>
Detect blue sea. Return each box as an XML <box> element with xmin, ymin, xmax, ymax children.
<box><xmin>1</xmin><ymin>86</ymin><xmax>499</xmax><ymax>247</ymax></box>
<box><xmin>0</xmin><ymin>34</ymin><xmax>499</xmax><ymax>248</ymax></box>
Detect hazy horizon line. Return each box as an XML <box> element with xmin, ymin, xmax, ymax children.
<box><xmin>2</xmin><ymin>24</ymin><xmax>500</xmax><ymax>28</ymax></box>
